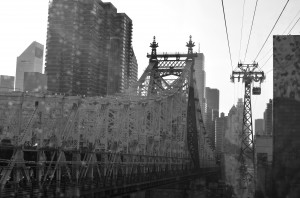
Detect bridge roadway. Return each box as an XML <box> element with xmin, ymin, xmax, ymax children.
<box><xmin>0</xmin><ymin>145</ymin><xmax>220</xmax><ymax>197</ymax></box>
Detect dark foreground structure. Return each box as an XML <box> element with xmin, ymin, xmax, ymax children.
<box><xmin>273</xmin><ymin>35</ymin><xmax>300</xmax><ymax>198</ymax></box>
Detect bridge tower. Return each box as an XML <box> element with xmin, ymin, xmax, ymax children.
<box><xmin>230</xmin><ymin>62</ymin><xmax>265</xmax><ymax>195</ymax></box>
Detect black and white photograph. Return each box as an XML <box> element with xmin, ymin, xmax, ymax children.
<box><xmin>0</xmin><ymin>0</ymin><xmax>300</xmax><ymax>197</ymax></box>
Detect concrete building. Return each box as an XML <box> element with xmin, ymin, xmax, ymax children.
<box><xmin>0</xmin><ymin>75</ymin><xmax>14</xmax><ymax>92</ymax></box>
<box><xmin>255</xmin><ymin>119</ymin><xmax>264</xmax><ymax>135</ymax></box>
<box><xmin>215</xmin><ymin>112</ymin><xmax>227</xmax><ymax>159</ymax></box>
<box><xmin>45</xmin><ymin>0</ymin><xmax>137</xmax><ymax>96</ymax></box>
<box><xmin>23</xmin><ymin>72</ymin><xmax>47</xmax><ymax>92</ymax></box>
<box><xmin>273</xmin><ymin>35</ymin><xmax>300</xmax><ymax>198</ymax></box>
<box><xmin>263</xmin><ymin>99</ymin><xmax>273</xmax><ymax>136</ymax></box>
<box><xmin>15</xmin><ymin>41</ymin><xmax>44</xmax><ymax>91</ymax></box>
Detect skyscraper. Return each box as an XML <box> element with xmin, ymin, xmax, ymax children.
<box><xmin>15</xmin><ymin>41</ymin><xmax>44</xmax><ymax>91</ymax></box>
<box><xmin>263</xmin><ymin>99</ymin><xmax>273</xmax><ymax>136</ymax></box>
<box><xmin>206</xmin><ymin>87</ymin><xmax>219</xmax><ymax>111</ymax></box>
<box><xmin>215</xmin><ymin>112</ymin><xmax>227</xmax><ymax>159</ymax></box>
<box><xmin>205</xmin><ymin>87</ymin><xmax>219</xmax><ymax>148</ymax></box>
<box><xmin>45</xmin><ymin>0</ymin><xmax>137</xmax><ymax>96</ymax></box>
<box><xmin>225</xmin><ymin>98</ymin><xmax>243</xmax><ymax>150</ymax></box>
<box><xmin>194</xmin><ymin>53</ymin><xmax>206</xmax><ymax>110</ymax></box>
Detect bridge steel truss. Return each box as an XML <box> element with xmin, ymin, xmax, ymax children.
<box><xmin>0</xmin><ymin>36</ymin><xmax>217</xmax><ymax>197</ymax></box>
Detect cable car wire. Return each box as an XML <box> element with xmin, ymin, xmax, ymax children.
<box><xmin>221</xmin><ymin>0</ymin><xmax>233</xmax><ymax>70</ymax></box>
<box><xmin>283</xmin><ymin>9</ymin><xmax>300</xmax><ymax>34</ymax></box>
<box><xmin>243</xmin><ymin>0</ymin><xmax>259</xmax><ymax>63</ymax></box>
<box><xmin>238</xmin><ymin>0</ymin><xmax>246</xmax><ymax>61</ymax></box>
<box><xmin>254</xmin><ymin>0</ymin><xmax>290</xmax><ymax>62</ymax></box>
<box><xmin>288</xmin><ymin>15</ymin><xmax>300</xmax><ymax>34</ymax></box>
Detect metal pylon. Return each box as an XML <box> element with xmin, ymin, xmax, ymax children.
<box><xmin>231</xmin><ymin>62</ymin><xmax>265</xmax><ymax>194</ymax></box>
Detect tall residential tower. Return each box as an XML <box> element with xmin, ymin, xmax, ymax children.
<box><xmin>45</xmin><ymin>0</ymin><xmax>137</xmax><ymax>96</ymax></box>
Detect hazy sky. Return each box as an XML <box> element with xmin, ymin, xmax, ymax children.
<box><xmin>0</xmin><ymin>0</ymin><xmax>300</xmax><ymax>123</ymax></box>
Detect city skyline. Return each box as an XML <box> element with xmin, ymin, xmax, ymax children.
<box><xmin>1</xmin><ymin>0</ymin><xmax>300</xmax><ymax>120</ymax></box>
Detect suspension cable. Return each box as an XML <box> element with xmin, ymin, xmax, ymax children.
<box><xmin>259</xmin><ymin>7</ymin><xmax>300</xmax><ymax>70</ymax></box>
<box><xmin>243</xmin><ymin>0</ymin><xmax>259</xmax><ymax>63</ymax></box>
<box><xmin>221</xmin><ymin>0</ymin><xmax>233</xmax><ymax>70</ymax></box>
<box><xmin>288</xmin><ymin>15</ymin><xmax>300</xmax><ymax>34</ymax></box>
<box><xmin>254</xmin><ymin>0</ymin><xmax>290</xmax><ymax>61</ymax></box>
<box><xmin>238</xmin><ymin>0</ymin><xmax>246</xmax><ymax>61</ymax></box>
<box><xmin>283</xmin><ymin>9</ymin><xmax>300</xmax><ymax>34</ymax></box>
<box><xmin>259</xmin><ymin>53</ymin><xmax>272</xmax><ymax>70</ymax></box>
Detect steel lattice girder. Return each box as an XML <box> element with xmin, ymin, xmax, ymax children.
<box><xmin>0</xmin><ymin>53</ymin><xmax>217</xmax><ymax>189</ymax></box>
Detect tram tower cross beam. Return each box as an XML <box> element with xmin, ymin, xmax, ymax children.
<box><xmin>230</xmin><ymin>62</ymin><xmax>265</xmax><ymax>190</ymax></box>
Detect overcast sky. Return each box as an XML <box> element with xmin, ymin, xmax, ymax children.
<box><xmin>0</xmin><ymin>0</ymin><xmax>300</xmax><ymax>123</ymax></box>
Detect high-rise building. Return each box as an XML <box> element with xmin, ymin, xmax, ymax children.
<box><xmin>255</xmin><ymin>119</ymin><xmax>264</xmax><ymax>135</ymax></box>
<box><xmin>128</xmin><ymin>48</ymin><xmax>138</xmax><ymax>89</ymax></box>
<box><xmin>206</xmin><ymin>87</ymin><xmax>219</xmax><ymax>111</ymax></box>
<box><xmin>15</xmin><ymin>41</ymin><xmax>44</xmax><ymax>91</ymax></box>
<box><xmin>0</xmin><ymin>75</ymin><xmax>14</xmax><ymax>92</ymax></box>
<box><xmin>224</xmin><ymin>98</ymin><xmax>243</xmax><ymax>151</ymax></box>
<box><xmin>263</xmin><ymin>99</ymin><xmax>273</xmax><ymax>136</ymax></box>
<box><xmin>273</xmin><ymin>35</ymin><xmax>300</xmax><ymax>198</ymax></box>
<box><xmin>215</xmin><ymin>112</ymin><xmax>227</xmax><ymax>159</ymax></box>
<box><xmin>45</xmin><ymin>0</ymin><xmax>137</xmax><ymax>96</ymax></box>
<box><xmin>194</xmin><ymin>53</ymin><xmax>206</xmax><ymax>127</ymax></box>
<box><xmin>23</xmin><ymin>72</ymin><xmax>47</xmax><ymax>92</ymax></box>
<box><xmin>194</xmin><ymin>53</ymin><xmax>206</xmax><ymax>108</ymax></box>
<box><xmin>223</xmin><ymin>99</ymin><xmax>243</xmax><ymax>190</ymax></box>
<box><xmin>205</xmin><ymin>87</ymin><xmax>219</xmax><ymax>148</ymax></box>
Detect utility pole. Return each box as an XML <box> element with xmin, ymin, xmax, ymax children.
<box><xmin>230</xmin><ymin>62</ymin><xmax>265</xmax><ymax>197</ymax></box>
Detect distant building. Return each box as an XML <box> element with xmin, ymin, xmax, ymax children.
<box><xmin>224</xmin><ymin>98</ymin><xmax>243</xmax><ymax>153</ymax></box>
<box><xmin>273</xmin><ymin>35</ymin><xmax>300</xmax><ymax>198</ymax></box>
<box><xmin>255</xmin><ymin>119</ymin><xmax>264</xmax><ymax>135</ymax></box>
<box><xmin>215</xmin><ymin>112</ymin><xmax>227</xmax><ymax>159</ymax></box>
<box><xmin>206</xmin><ymin>87</ymin><xmax>219</xmax><ymax>111</ymax></box>
<box><xmin>263</xmin><ymin>99</ymin><xmax>273</xmax><ymax>136</ymax></box>
<box><xmin>15</xmin><ymin>41</ymin><xmax>44</xmax><ymax>91</ymax></box>
<box><xmin>23</xmin><ymin>72</ymin><xmax>47</xmax><ymax>92</ymax></box>
<box><xmin>0</xmin><ymin>75</ymin><xmax>14</xmax><ymax>92</ymax></box>
<box><xmin>223</xmin><ymin>99</ymin><xmax>244</xmax><ymax>190</ymax></box>
<box><xmin>194</xmin><ymin>53</ymin><xmax>206</xmax><ymax>124</ymax></box>
<box><xmin>205</xmin><ymin>87</ymin><xmax>219</xmax><ymax>148</ymax></box>
<box><xmin>45</xmin><ymin>0</ymin><xmax>137</xmax><ymax>96</ymax></box>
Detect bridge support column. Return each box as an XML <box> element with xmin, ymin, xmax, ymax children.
<box><xmin>37</xmin><ymin>151</ymin><xmax>46</xmax><ymax>183</ymax></box>
<box><xmin>87</xmin><ymin>154</ymin><xmax>97</xmax><ymax>180</ymax></box>
<box><xmin>72</xmin><ymin>152</ymin><xmax>81</xmax><ymax>183</ymax></box>
<box><xmin>56</xmin><ymin>164</ymin><xmax>61</xmax><ymax>186</ymax></box>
